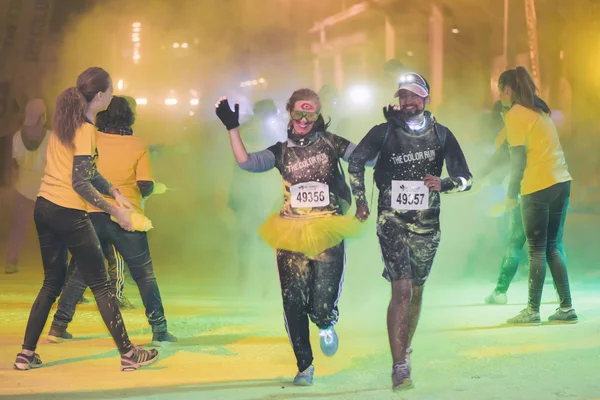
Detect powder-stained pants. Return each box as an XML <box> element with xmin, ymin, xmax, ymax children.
<box><xmin>277</xmin><ymin>242</ymin><xmax>345</xmax><ymax>372</ymax></box>
<box><xmin>377</xmin><ymin>210</ymin><xmax>440</xmax><ymax>286</ymax></box>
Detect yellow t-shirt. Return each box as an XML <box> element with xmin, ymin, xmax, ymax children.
<box><xmin>87</xmin><ymin>132</ymin><xmax>153</xmax><ymax>214</ymax></box>
<box><xmin>13</xmin><ymin>130</ymin><xmax>50</xmax><ymax>201</ymax></box>
<box><xmin>505</xmin><ymin>104</ymin><xmax>571</xmax><ymax>195</ymax></box>
<box><xmin>38</xmin><ymin>123</ymin><xmax>97</xmax><ymax>210</ymax></box>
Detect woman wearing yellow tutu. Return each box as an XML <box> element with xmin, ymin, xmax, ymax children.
<box><xmin>215</xmin><ymin>89</ymin><xmax>364</xmax><ymax>386</ymax></box>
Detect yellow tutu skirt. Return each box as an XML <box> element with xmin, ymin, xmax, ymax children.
<box><xmin>259</xmin><ymin>214</ymin><xmax>364</xmax><ymax>258</ymax></box>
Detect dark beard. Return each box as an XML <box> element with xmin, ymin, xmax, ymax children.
<box><xmin>398</xmin><ymin>107</ymin><xmax>424</xmax><ymax>120</ymax></box>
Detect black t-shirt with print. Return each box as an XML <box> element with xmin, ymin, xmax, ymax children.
<box><xmin>267</xmin><ymin>132</ymin><xmax>351</xmax><ymax>218</ymax></box>
<box><xmin>349</xmin><ymin>113</ymin><xmax>471</xmax><ymax>233</ymax></box>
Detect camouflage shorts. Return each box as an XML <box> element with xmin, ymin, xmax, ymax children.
<box><xmin>377</xmin><ymin>211</ymin><xmax>441</xmax><ymax>286</ymax></box>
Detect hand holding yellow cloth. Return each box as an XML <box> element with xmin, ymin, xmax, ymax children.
<box><xmin>111</xmin><ymin>211</ymin><xmax>153</xmax><ymax>232</ymax></box>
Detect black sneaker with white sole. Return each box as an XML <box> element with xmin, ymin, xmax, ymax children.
<box><xmin>548</xmin><ymin>308</ymin><xmax>578</xmax><ymax>324</ymax></box>
<box><xmin>152</xmin><ymin>331</ymin><xmax>178</xmax><ymax>347</ymax></box>
<box><xmin>47</xmin><ymin>325</ymin><xmax>73</xmax><ymax>343</ymax></box>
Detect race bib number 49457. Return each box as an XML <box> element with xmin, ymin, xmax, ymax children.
<box><xmin>290</xmin><ymin>181</ymin><xmax>330</xmax><ymax>208</ymax></box>
<box><xmin>391</xmin><ymin>180</ymin><xmax>429</xmax><ymax>210</ymax></box>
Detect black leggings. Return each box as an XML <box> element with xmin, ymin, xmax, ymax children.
<box><xmin>521</xmin><ymin>181</ymin><xmax>572</xmax><ymax>312</ymax></box>
<box><xmin>277</xmin><ymin>242</ymin><xmax>345</xmax><ymax>372</ymax></box>
<box><xmin>54</xmin><ymin>212</ymin><xmax>167</xmax><ymax>333</ymax></box>
<box><xmin>22</xmin><ymin>197</ymin><xmax>132</xmax><ymax>354</ymax></box>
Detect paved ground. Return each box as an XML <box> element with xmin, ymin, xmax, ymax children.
<box><xmin>1</xmin><ymin>188</ymin><xmax>598</xmax><ymax>400</ymax></box>
<box><xmin>1</xmin><ymin>268</ymin><xmax>599</xmax><ymax>400</ymax></box>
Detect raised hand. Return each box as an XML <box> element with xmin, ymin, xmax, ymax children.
<box><xmin>382</xmin><ymin>103</ymin><xmax>400</xmax><ymax>121</ymax></box>
<box><xmin>215</xmin><ymin>97</ymin><xmax>240</xmax><ymax>130</ymax></box>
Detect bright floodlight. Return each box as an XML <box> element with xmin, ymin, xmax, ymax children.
<box><xmin>190</xmin><ymin>98</ymin><xmax>199</xmax><ymax>106</ymax></box>
<box><xmin>136</xmin><ymin>98</ymin><xmax>147</xmax><ymax>105</ymax></box>
<box><xmin>164</xmin><ymin>98</ymin><xmax>177</xmax><ymax>105</ymax></box>
<box><xmin>347</xmin><ymin>85</ymin><xmax>372</xmax><ymax>106</ymax></box>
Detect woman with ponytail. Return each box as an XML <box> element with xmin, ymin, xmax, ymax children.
<box><xmin>14</xmin><ymin>68</ymin><xmax>158</xmax><ymax>371</ymax></box>
<box><xmin>497</xmin><ymin>66</ymin><xmax>577</xmax><ymax>325</ymax></box>
<box><xmin>216</xmin><ymin>89</ymin><xmax>366</xmax><ymax>386</ymax></box>
<box><xmin>48</xmin><ymin>96</ymin><xmax>177</xmax><ymax>347</ymax></box>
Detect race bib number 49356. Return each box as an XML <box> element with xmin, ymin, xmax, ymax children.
<box><xmin>290</xmin><ymin>181</ymin><xmax>330</xmax><ymax>208</ymax></box>
<box><xmin>391</xmin><ymin>180</ymin><xmax>429</xmax><ymax>210</ymax></box>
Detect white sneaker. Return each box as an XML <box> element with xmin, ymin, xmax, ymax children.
<box><xmin>319</xmin><ymin>326</ymin><xmax>338</xmax><ymax>357</ymax></box>
<box><xmin>484</xmin><ymin>290</ymin><xmax>507</xmax><ymax>305</ymax></box>
<box><xmin>293</xmin><ymin>365</ymin><xmax>314</xmax><ymax>386</ymax></box>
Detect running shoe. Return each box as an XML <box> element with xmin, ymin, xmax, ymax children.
<box><xmin>120</xmin><ymin>346</ymin><xmax>159</xmax><ymax>371</ymax></box>
<box><xmin>548</xmin><ymin>308</ymin><xmax>578</xmax><ymax>324</ymax></box>
<box><xmin>392</xmin><ymin>362</ymin><xmax>413</xmax><ymax>391</ymax></box>
<box><xmin>47</xmin><ymin>325</ymin><xmax>73</xmax><ymax>343</ymax></box>
<box><xmin>485</xmin><ymin>290</ymin><xmax>508</xmax><ymax>305</ymax></box>
<box><xmin>14</xmin><ymin>352</ymin><xmax>42</xmax><ymax>371</ymax></box>
<box><xmin>506</xmin><ymin>308</ymin><xmax>541</xmax><ymax>325</ymax></box>
<box><xmin>293</xmin><ymin>365</ymin><xmax>314</xmax><ymax>386</ymax></box>
<box><xmin>319</xmin><ymin>326</ymin><xmax>338</xmax><ymax>357</ymax></box>
<box><xmin>152</xmin><ymin>331</ymin><xmax>178</xmax><ymax>347</ymax></box>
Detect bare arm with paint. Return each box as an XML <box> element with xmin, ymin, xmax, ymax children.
<box><xmin>215</xmin><ymin>96</ymin><xmax>251</xmax><ymax>165</ymax></box>
<box><xmin>214</xmin><ymin>97</ymin><xmax>277</xmax><ymax>172</ymax></box>
<box><xmin>72</xmin><ymin>156</ymin><xmax>117</xmax><ymax>213</ymax></box>
<box><xmin>228</xmin><ymin>127</ymin><xmax>250</xmax><ymax>164</ymax></box>
<box><xmin>72</xmin><ymin>123</ymin><xmax>133</xmax><ymax>230</ymax></box>
<box><xmin>504</xmin><ymin>106</ymin><xmax>532</xmax><ymax>199</ymax></box>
